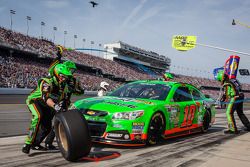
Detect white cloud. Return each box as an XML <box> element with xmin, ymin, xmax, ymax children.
<box><xmin>113</xmin><ymin>0</ymin><xmax>147</xmax><ymax>40</ymax></box>
<box><xmin>43</xmin><ymin>0</ymin><xmax>69</xmax><ymax>9</ymax></box>
<box><xmin>131</xmin><ymin>5</ymin><xmax>165</xmax><ymax>28</ymax></box>
<box><xmin>120</xmin><ymin>0</ymin><xmax>148</xmax><ymax>28</ymax></box>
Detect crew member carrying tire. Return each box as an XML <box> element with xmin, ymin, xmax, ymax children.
<box><xmin>22</xmin><ymin>64</ymin><xmax>72</xmax><ymax>154</ymax></box>
<box><xmin>44</xmin><ymin>45</ymin><xmax>85</xmax><ymax>149</ymax></box>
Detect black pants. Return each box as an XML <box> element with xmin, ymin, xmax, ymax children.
<box><xmin>32</xmin><ymin>101</ymin><xmax>54</xmax><ymax>146</ymax></box>
<box><xmin>232</xmin><ymin>95</ymin><xmax>250</xmax><ymax>130</ymax></box>
<box><xmin>45</xmin><ymin>123</ymin><xmax>55</xmax><ymax>145</ymax></box>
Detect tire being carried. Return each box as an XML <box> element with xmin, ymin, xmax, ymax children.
<box><xmin>54</xmin><ymin>109</ymin><xmax>91</xmax><ymax>162</ymax></box>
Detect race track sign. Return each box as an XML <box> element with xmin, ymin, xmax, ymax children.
<box><xmin>172</xmin><ymin>35</ymin><xmax>197</xmax><ymax>51</ymax></box>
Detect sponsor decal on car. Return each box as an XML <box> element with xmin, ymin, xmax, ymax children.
<box><xmin>107</xmin><ymin>133</ymin><xmax>123</xmax><ymax>138</ymax></box>
<box><xmin>132</xmin><ymin>122</ymin><xmax>144</xmax><ymax>134</ymax></box>
<box><xmin>113</xmin><ymin>124</ymin><xmax>122</xmax><ymax>128</ymax></box>
<box><xmin>105</xmin><ymin>101</ymin><xmax>137</xmax><ymax>108</ymax></box>
<box><xmin>165</xmin><ymin>105</ymin><xmax>180</xmax><ymax>127</ymax></box>
<box><xmin>87</xmin><ymin>110</ymin><xmax>96</xmax><ymax>115</ymax></box>
<box><xmin>134</xmin><ymin>134</ymin><xmax>142</xmax><ymax>140</ymax></box>
<box><xmin>134</xmin><ymin>99</ymin><xmax>154</xmax><ymax>105</ymax></box>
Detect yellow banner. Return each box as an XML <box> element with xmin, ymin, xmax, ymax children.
<box><xmin>172</xmin><ymin>35</ymin><xmax>197</xmax><ymax>51</ymax></box>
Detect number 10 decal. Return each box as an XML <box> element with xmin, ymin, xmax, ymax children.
<box><xmin>181</xmin><ymin>105</ymin><xmax>196</xmax><ymax>127</ymax></box>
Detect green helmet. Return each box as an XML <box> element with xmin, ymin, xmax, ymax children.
<box><xmin>216</xmin><ymin>70</ymin><xmax>224</xmax><ymax>82</ymax></box>
<box><xmin>54</xmin><ymin>64</ymin><xmax>72</xmax><ymax>83</ymax></box>
<box><xmin>163</xmin><ymin>72</ymin><xmax>174</xmax><ymax>80</ymax></box>
<box><xmin>63</xmin><ymin>61</ymin><xmax>77</xmax><ymax>73</ymax></box>
<box><xmin>63</xmin><ymin>61</ymin><xmax>76</xmax><ymax>69</ymax></box>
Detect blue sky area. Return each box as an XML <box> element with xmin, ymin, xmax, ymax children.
<box><xmin>0</xmin><ymin>0</ymin><xmax>250</xmax><ymax>83</ymax></box>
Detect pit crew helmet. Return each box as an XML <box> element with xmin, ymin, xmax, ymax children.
<box><xmin>63</xmin><ymin>60</ymin><xmax>77</xmax><ymax>73</ymax></box>
<box><xmin>100</xmin><ymin>81</ymin><xmax>109</xmax><ymax>91</ymax></box>
<box><xmin>53</xmin><ymin>64</ymin><xmax>72</xmax><ymax>85</ymax></box>
<box><xmin>163</xmin><ymin>72</ymin><xmax>174</xmax><ymax>81</ymax></box>
<box><xmin>216</xmin><ymin>70</ymin><xmax>224</xmax><ymax>82</ymax></box>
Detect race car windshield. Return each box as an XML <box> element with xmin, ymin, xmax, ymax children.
<box><xmin>110</xmin><ymin>83</ymin><xmax>171</xmax><ymax>100</ymax></box>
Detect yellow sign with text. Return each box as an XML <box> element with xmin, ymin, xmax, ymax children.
<box><xmin>172</xmin><ymin>35</ymin><xmax>197</xmax><ymax>51</ymax></box>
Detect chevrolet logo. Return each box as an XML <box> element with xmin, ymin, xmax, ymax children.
<box><xmin>87</xmin><ymin>110</ymin><xmax>96</xmax><ymax>115</ymax></box>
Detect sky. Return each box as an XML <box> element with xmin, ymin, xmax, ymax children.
<box><xmin>0</xmin><ymin>0</ymin><xmax>250</xmax><ymax>83</ymax></box>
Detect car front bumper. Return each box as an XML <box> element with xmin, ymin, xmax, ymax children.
<box><xmin>87</xmin><ymin>120</ymin><xmax>147</xmax><ymax>146</ymax></box>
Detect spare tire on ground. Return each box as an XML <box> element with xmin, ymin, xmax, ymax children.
<box><xmin>54</xmin><ymin>109</ymin><xmax>91</xmax><ymax>162</ymax></box>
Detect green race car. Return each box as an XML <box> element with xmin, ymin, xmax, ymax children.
<box><xmin>71</xmin><ymin>80</ymin><xmax>216</xmax><ymax>146</ymax></box>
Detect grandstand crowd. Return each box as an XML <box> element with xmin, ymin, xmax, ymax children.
<box><xmin>0</xmin><ymin>26</ymin><xmax>250</xmax><ymax>98</ymax></box>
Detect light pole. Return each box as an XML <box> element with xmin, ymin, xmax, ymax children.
<box><xmin>64</xmin><ymin>31</ymin><xmax>67</xmax><ymax>46</ymax></box>
<box><xmin>26</xmin><ymin>16</ymin><xmax>31</xmax><ymax>36</ymax></box>
<box><xmin>53</xmin><ymin>26</ymin><xmax>57</xmax><ymax>43</ymax></box>
<box><xmin>90</xmin><ymin>41</ymin><xmax>94</xmax><ymax>55</ymax></box>
<box><xmin>98</xmin><ymin>43</ymin><xmax>102</xmax><ymax>57</ymax></box>
<box><xmin>40</xmin><ymin>21</ymin><xmax>45</xmax><ymax>39</ymax></box>
<box><xmin>74</xmin><ymin>35</ymin><xmax>77</xmax><ymax>48</ymax></box>
<box><xmin>10</xmin><ymin>10</ymin><xmax>16</xmax><ymax>31</ymax></box>
<box><xmin>105</xmin><ymin>46</ymin><xmax>108</xmax><ymax>59</ymax></box>
<box><xmin>82</xmin><ymin>38</ymin><xmax>86</xmax><ymax>48</ymax></box>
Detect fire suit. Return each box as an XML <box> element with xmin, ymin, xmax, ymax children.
<box><xmin>25</xmin><ymin>77</ymin><xmax>66</xmax><ymax>146</ymax></box>
<box><xmin>221</xmin><ymin>79</ymin><xmax>250</xmax><ymax>132</ymax></box>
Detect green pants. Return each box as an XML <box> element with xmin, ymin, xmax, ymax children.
<box><xmin>226</xmin><ymin>98</ymin><xmax>237</xmax><ymax>132</ymax></box>
<box><xmin>25</xmin><ymin>100</ymin><xmax>54</xmax><ymax>145</ymax></box>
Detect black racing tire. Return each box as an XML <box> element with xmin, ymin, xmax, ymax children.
<box><xmin>201</xmin><ymin>110</ymin><xmax>211</xmax><ymax>133</ymax></box>
<box><xmin>54</xmin><ymin>109</ymin><xmax>91</xmax><ymax>162</ymax></box>
<box><xmin>146</xmin><ymin>112</ymin><xmax>165</xmax><ymax>145</ymax></box>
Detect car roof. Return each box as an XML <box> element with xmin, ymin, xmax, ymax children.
<box><xmin>130</xmin><ymin>80</ymin><xmax>177</xmax><ymax>85</ymax></box>
<box><xmin>129</xmin><ymin>80</ymin><xmax>199</xmax><ymax>90</ymax></box>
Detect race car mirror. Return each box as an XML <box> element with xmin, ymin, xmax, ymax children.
<box><xmin>239</xmin><ymin>69</ymin><xmax>250</xmax><ymax>76</ymax></box>
<box><xmin>172</xmin><ymin>35</ymin><xmax>197</xmax><ymax>51</ymax></box>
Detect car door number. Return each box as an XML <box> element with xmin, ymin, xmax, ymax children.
<box><xmin>181</xmin><ymin>105</ymin><xmax>196</xmax><ymax>127</ymax></box>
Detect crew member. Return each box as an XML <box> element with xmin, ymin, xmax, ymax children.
<box><xmin>163</xmin><ymin>72</ymin><xmax>174</xmax><ymax>81</ymax></box>
<box><xmin>22</xmin><ymin>64</ymin><xmax>72</xmax><ymax>154</ymax></box>
<box><xmin>98</xmin><ymin>81</ymin><xmax>109</xmax><ymax>97</ymax></box>
<box><xmin>216</xmin><ymin>70</ymin><xmax>250</xmax><ymax>134</ymax></box>
<box><xmin>44</xmin><ymin>46</ymin><xmax>84</xmax><ymax>149</ymax></box>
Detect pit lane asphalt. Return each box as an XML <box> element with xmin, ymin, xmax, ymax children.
<box><xmin>0</xmin><ymin>94</ymin><xmax>89</xmax><ymax>137</ymax></box>
<box><xmin>1</xmin><ymin>98</ymin><xmax>250</xmax><ymax>167</ymax></box>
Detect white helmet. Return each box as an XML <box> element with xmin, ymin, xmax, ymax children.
<box><xmin>100</xmin><ymin>81</ymin><xmax>109</xmax><ymax>91</ymax></box>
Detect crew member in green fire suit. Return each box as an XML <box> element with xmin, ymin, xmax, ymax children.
<box><xmin>44</xmin><ymin>46</ymin><xmax>84</xmax><ymax>149</ymax></box>
<box><xmin>22</xmin><ymin>64</ymin><xmax>72</xmax><ymax>154</ymax></box>
<box><xmin>163</xmin><ymin>72</ymin><xmax>174</xmax><ymax>81</ymax></box>
<box><xmin>48</xmin><ymin>45</ymin><xmax>84</xmax><ymax>96</ymax></box>
<box><xmin>216</xmin><ymin>70</ymin><xmax>250</xmax><ymax>134</ymax></box>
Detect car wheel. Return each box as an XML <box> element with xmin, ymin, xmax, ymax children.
<box><xmin>201</xmin><ymin>110</ymin><xmax>210</xmax><ymax>133</ymax></box>
<box><xmin>146</xmin><ymin>112</ymin><xmax>165</xmax><ymax>145</ymax></box>
<box><xmin>54</xmin><ymin>110</ymin><xmax>91</xmax><ymax>162</ymax></box>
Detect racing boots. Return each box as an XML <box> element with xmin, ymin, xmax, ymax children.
<box><xmin>224</xmin><ymin>130</ymin><xmax>240</xmax><ymax>134</ymax></box>
<box><xmin>243</xmin><ymin>127</ymin><xmax>250</xmax><ymax>132</ymax></box>
<box><xmin>22</xmin><ymin>144</ymin><xmax>31</xmax><ymax>154</ymax></box>
<box><xmin>45</xmin><ymin>143</ymin><xmax>57</xmax><ymax>150</ymax></box>
<box><xmin>31</xmin><ymin>144</ymin><xmax>47</xmax><ymax>151</ymax></box>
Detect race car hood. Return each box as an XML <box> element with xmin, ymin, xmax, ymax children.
<box><xmin>73</xmin><ymin>96</ymin><xmax>163</xmax><ymax>113</ymax></box>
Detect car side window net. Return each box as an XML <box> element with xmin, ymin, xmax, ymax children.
<box><xmin>173</xmin><ymin>87</ymin><xmax>192</xmax><ymax>102</ymax></box>
<box><xmin>192</xmin><ymin>89</ymin><xmax>203</xmax><ymax>100</ymax></box>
